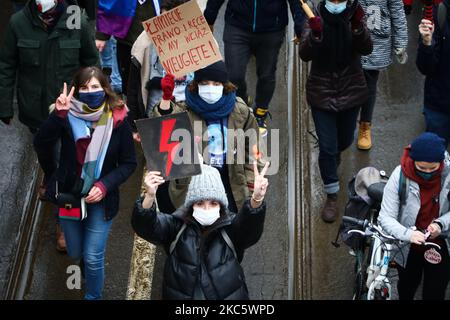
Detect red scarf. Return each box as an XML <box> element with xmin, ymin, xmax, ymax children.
<box><xmin>400</xmin><ymin>147</ymin><xmax>444</xmax><ymax>249</ymax></box>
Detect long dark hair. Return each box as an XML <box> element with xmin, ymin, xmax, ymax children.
<box><xmin>70</xmin><ymin>66</ymin><xmax>124</xmax><ymax>110</ymax></box>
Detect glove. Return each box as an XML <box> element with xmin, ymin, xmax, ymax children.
<box><xmin>1</xmin><ymin>117</ymin><xmax>11</xmax><ymax>125</ymax></box>
<box><xmin>161</xmin><ymin>74</ymin><xmax>175</xmax><ymax>101</ymax></box>
<box><xmin>404</xmin><ymin>4</ymin><xmax>412</xmax><ymax>15</ymax></box>
<box><xmin>309</xmin><ymin>16</ymin><xmax>323</xmax><ymax>38</ymax></box>
<box><xmin>146</xmin><ymin>76</ymin><xmax>163</xmax><ymax>91</ymax></box>
<box><xmin>351</xmin><ymin>5</ymin><xmax>365</xmax><ymax>31</ymax></box>
<box><xmin>395</xmin><ymin>48</ymin><xmax>408</xmax><ymax>64</ymax></box>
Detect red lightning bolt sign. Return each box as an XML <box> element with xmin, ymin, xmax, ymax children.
<box><xmin>160</xmin><ymin>118</ymin><xmax>181</xmax><ymax>177</ymax></box>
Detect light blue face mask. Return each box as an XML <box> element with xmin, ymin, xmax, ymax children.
<box><xmin>325</xmin><ymin>0</ymin><xmax>348</xmax><ymax>14</ymax></box>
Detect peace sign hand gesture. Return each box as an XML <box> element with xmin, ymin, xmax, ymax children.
<box><xmin>251</xmin><ymin>161</ymin><xmax>270</xmax><ymax>208</ymax></box>
<box><xmin>55</xmin><ymin>82</ymin><xmax>75</xmax><ymax>112</ymax></box>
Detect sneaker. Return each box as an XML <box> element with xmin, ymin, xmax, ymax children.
<box><xmin>357</xmin><ymin>121</ymin><xmax>372</xmax><ymax>150</ymax></box>
<box><xmin>321</xmin><ymin>193</ymin><xmax>338</xmax><ymax>223</ymax></box>
<box><xmin>254</xmin><ymin>108</ymin><xmax>271</xmax><ymax>137</ymax></box>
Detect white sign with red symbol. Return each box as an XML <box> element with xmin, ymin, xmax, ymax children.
<box><xmin>424</xmin><ymin>248</ymin><xmax>442</xmax><ymax>264</ymax></box>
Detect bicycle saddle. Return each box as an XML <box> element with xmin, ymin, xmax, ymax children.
<box><xmin>367</xmin><ymin>182</ymin><xmax>386</xmax><ymax>203</ymax></box>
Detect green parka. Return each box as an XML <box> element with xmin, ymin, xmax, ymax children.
<box><xmin>0</xmin><ymin>0</ymin><xmax>99</xmax><ymax>129</ymax></box>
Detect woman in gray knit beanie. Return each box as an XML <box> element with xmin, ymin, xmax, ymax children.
<box><xmin>132</xmin><ymin>161</ymin><xmax>269</xmax><ymax>300</ymax></box>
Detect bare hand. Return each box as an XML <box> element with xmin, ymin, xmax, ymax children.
<box><xmin>55</xmin><ymin>82</ymin><xmax>75</xmax><ymax>111</ymax></box>
<box><xmin>85</xmin><ymin>186</ymin><xmax>105</xmax><ymax>203</ymax></box>
<box><xmin>410</xmin><ymin>230</ymin><xmax>426</xmax><ymax>245</ymax></box>
<box><xmin>427</xmin><ymin>223</ymin><xmax>442</xmax><ymax>239</ymax></box>
<box><xmin>144</xmin><ymin>171</ymin><xmax>165</xmax><ymax>197</ymax></box>
<box><xmin>252</xmin><ymin>161</ymin><xmax>270</xmax><ymax>200</ymax></box>
<box><xmin>133</xmin><ymin>132</ymin><xmax>141</xmax><ymax>143</ymax></box>
<box><xmin>419</xmin><ymin>19</ymin><xmax>434</xmax><ymax>46</ymax></box>
<box><xmin>96</xmin><ymin>40</ymin><xmax>106</xmax><ymax>52</ymax></box>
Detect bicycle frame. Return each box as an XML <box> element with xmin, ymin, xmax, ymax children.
<box><xmin>366</xmin><ymin>234</ymin><xmax>392</xmax><ymax>300</ymax></box>
<box><xmin>347</xmin><ymin>219</ymin><xmax>442</xmax><ymax>300</ymax></box>
<box><xmin>349</xmin><ymin>229</ymin><xmax>393</xmax><ymax>300</ymax></box>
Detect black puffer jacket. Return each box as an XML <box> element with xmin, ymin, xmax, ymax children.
<box><xmin>132</xmin><ymin>198</ymin><xmax>266</xmax><ymax>300</ymax></box>
<box><xmin>299</xmin><ymin>1</ymin><xmax>373</xmax><ymax>112</ymax></box>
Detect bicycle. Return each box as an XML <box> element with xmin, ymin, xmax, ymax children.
<box><xmin>344</xmin><ymin>216</ymin><xmax>442</xmax><ymax>300</ymax></box>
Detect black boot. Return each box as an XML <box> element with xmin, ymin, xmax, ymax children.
<box><xmin>321</xmin><ymin>193</ymin><xmax>338</xmax><ymax>223</ymax></box>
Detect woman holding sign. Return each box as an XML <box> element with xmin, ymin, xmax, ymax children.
<box><xmin>34</xmin><ymin>67</ymin><xmax>137</xmax><ymax>300</ymax></box>
<box><xmin>299</xmin><ymin>0</ymin><xmax>373</xmax><ymax>223</ymax></box>
<box><xmin>132</xmin><ymin>161</ymin><xmax>268</xmax><ymax>299</ymax></box>
<box><xmin>153</xmin><ymin>61</ymin><xmax>262</xmax><ymax>214</ymax></box>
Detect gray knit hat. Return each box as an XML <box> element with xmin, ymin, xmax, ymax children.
<box><xmin>184</xmin><ymin>164</ymin><xmax>229</xmax><ymax>209</ymax></box>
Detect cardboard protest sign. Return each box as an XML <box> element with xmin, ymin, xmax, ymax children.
<box><xmin>142</xmin><ymin>0</ymin><xmax>222</xmax><ymax>77</ymax></box>
<box><xmin>136</xmin><ymin>112</ymin><xmax>202</xmax><ymax>180</ymax></box>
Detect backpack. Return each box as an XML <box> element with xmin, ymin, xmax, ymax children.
<box><xmin>339</xmin><ymin>168</ymin><xmax>408</xmax><ymax>249</ymax></box>
<box><xmin>169</xmin><ymin>224</ymin><xmax>238</xmax><ymax>260</ymax></box>
<box><xmin>339</xmin><ymin>177</ymin><xmax>372</xmax><ymax>249</ymax></box>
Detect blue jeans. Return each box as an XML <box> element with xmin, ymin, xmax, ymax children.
<box><xmin>423</xmin><ymin>107</ymin><xmax>450</xmax><ymax>148</ymax></box>
<box><xmin>311</xmin><ymin>107</ymin><xmax>360</xmax><ymax>194</ymax></box>
<box><xmin>60</xmin><ymin>202</ymin><xmax>113</xmax><ymax>300</ymax></box>
<box><xmin>100</xmin><ymin>38</ymin><xmax>122</xmax><ymax>93</ymax></box>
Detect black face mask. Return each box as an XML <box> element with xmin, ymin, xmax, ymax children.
<box><xmin>415</xmin><ymin>168</ymin><xmax>439</xmax><ymax>181</ymax></box>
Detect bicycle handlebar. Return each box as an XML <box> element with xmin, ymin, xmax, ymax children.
<box><xmin>342</xmin><ymin>216</ymin><xmax>368</xmax><ymax>228</ymax></box>
<box><xmin>344</xmin><ymin>217</ymin><xmax>443</xmax><ymax>249</ymax></box>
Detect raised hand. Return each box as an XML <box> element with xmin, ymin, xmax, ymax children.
<box><xmin>419</xmin><ymin>19</ymin><xmax>434</xmax><ymax>46</ymax></box>
<box><xmin>309</xmin><ymin>16</ymin><xmax>322</xmax><ymax>38</ymax></box>
<box><xmin>144</xmin><ymin>171</ymin><xmax>165</xmax><ymax>197</ymax></box>
<box><xmin>251</xmin><ymin>161</ymin><xmax>270</xmax><ymax>207</ymax></box>
<box><xmin>55</xmin><ymin>82</ymin><xmax>74</xmax><ymax>112</ymax></box>
<box><xmin>161</xmin><ymin>73</ymin><xmax>175</xmax><ymax>101</ymax></box>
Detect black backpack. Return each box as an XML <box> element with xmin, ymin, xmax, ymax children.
<box><xmin>339</xmin><ymin>169</ymin><xmax>408</xmax><ymax>250</ymax></box>
<box><xmin>339</xmin><ymin>177</ymin><xmax>372</xmax><ymax>250</ymax></box>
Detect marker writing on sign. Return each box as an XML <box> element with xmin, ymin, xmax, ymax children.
<box><xmin>160</xmin><ymin>118</ymin><xmax>181</xmax><ymax>177</ymax></box>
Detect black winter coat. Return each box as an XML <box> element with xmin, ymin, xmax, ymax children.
<box><xmin>34</xmin><ymin>111</ymin><xmax>137</xmax><ymax>220</ymax></box>
<box><xmin>299</xmin><ymin>2</ymin><xmax>373</xmax><ymax>112</ymax></box>
<box><xmin>132</xmin><ymin>198</ymin><xmax>266</xmax><ymax>300</ymax></box>
<box><xmin>204</xmin><ymin>0</ymin><xmax>306</xmax><ymax>36</ymax></box>
<box><xmin>0</xmin><ymin>0</ymin><xmax>99</xmax><ymax>129</ymax></box>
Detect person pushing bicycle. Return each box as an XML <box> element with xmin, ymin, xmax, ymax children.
<box><xmin>378</xmin><ymin>132</ymin><xmax>450</xmax><ymax>300</ymax></box>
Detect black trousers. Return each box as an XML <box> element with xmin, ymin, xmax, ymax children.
<box><xmin>397</xmin><ymin>243</ymin><xmax>450</xmax><ymax>300</ymax></box>
<box><xmin>223</xmin><ymin>24</ymin><xmax>284</xmax><ymax>110</ymax></box>
<box><xmin>116</xmin><ymin>42</ymin><xmax>132</xmax><ymax>95</ymax></box>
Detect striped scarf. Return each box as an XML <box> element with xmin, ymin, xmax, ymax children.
<box><xmin>68</xmin><ymin>99</ymin><xmax>114</xmax><ymax>195</ymax></box>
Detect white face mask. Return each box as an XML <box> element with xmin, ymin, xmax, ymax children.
<box><xmin>198</xmin><ymin>84</ymin><xmax>223</xmax><ymax>104</ymax></box>
<box><xmin>192</xmin><ymin>206</ymin><xmax>220</xmax><ymax>226</ymax></box>
<box><xmin>36</xmin><ymin>0</ymin><xmax>57</xmax><ymax>13</ymax></box>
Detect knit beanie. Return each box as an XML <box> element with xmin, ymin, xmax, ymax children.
<box><xmin>184</xmin><ymin>164</ymin><xmax>229</xmax><ymax>209</ymax></box>
<box><xmin>194</xmin><ymin>61</ymin><xmax>228</xmax><ymax>84</ymax></box>
<box><xmin>409</xmin><ymin>132</ymin><xmax>446</xmax><ymax>163</ymax></box>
